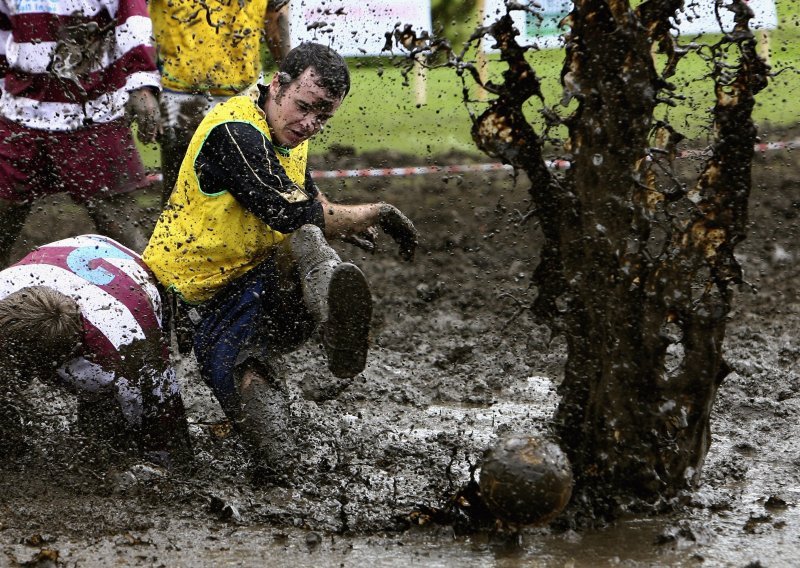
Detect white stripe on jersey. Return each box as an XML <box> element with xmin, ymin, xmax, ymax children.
<box><xmin>0</xmin><ymin>89</ymin><xmax>122</xmax><ymax>129</ymax></box>
<box><xmin>0</xmin><ymin>29</ymin><xmax>9</xmax><ymax>57</ymax></box>
<box><xmin>0</xmin><ymin>263</ymin><xmax>146</xmax><ymax>348</ymax></box>
<box><xmin>3</xmin><ymin>39</ymin><xmax>54</xmax><ymax>73</ymax></box>
<box><xmin>124</xmin><ymin>70</ymin><xmax>162</xmax><ymax>98</ymax></box>
<box><xmin>115</xmin><ymin>16</ymin><xmax>154</xmax><ymax>58</ymax></box>
<box><xmin>4</xmin><ymin>17</ymin><xmax>153</xmax><ymax>74</ymax></box>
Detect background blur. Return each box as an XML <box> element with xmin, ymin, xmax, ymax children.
<box><xmin>137</xmin><ymin>0</ymin><xmax>800</xmax><ymax>166</ymax></box>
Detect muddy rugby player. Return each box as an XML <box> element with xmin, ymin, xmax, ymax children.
<box><xmin>144</xmin><ymin>43</ymin><xmax>419</xmax><ymax>484</ymax></box>
<box><xmin>150</xmin><ymin>0</ymin><xmax>292</xmax><ymax>205</ymax></box>
<box><xmin>0</xmin><ymin>0</ymin><xmax>162</xmax><ymax>266</ymax></box>
<box><xmin>0</xmin><ymin>235</ymin><xmax>190</xmax><ymax>467</ymax></box>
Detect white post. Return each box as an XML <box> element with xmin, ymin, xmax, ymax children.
<box><xmin>476</xmin><ymin>0</ymin><xmax>489</xmax><ymax>102</ymax></box>
<box><xmin>413</xmin><ymin>53</ymin><xmax>428</xmax><ymax>105</ymax></box>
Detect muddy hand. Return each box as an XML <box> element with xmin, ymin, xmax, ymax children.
<box><xmin>126</xmin><ymin>88</ymin><xmax>162</xmax><ymax>144</ymax></box>
<box><xmin>342</xmin><ymin>226</ymin><xmax>378</xmax><ymax>253</ymax></box>
<box><xmin>378</xmin><ymin>204</ymin><xmax>418</xmax><ymax>261</ymax></box>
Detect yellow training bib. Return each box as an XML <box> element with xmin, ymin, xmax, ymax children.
<box><xmin>144</xmin><ymin>90</ymin><xmax>310</xmax><ymax>303</ymax></box>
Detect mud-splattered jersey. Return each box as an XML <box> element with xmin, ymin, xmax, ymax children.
<box><xmin>150</xmin><ymin>0</ymin><xmax>288</xmax><ymax>96</ymax></box>
<box><xmin>144</xmin><ymin>88</ymin><xmax>317</xmax><ymax>304</ymax></box>
<box><xmin>0</xmin><ymin>234</ymin><xmax>176</xmax><ymax>425</ymax></box>
<box><xmin>0</xmin><ymin>0</ymin><xmax>159</xmax><ymax>131</ymax></box>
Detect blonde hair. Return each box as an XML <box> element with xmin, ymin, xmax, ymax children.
<box><xmin>0</xmin><ymin>286</ymin><xmax>82</xmax><ymax>361</ymax></box>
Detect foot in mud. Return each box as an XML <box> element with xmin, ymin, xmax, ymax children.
<box><xmin>235</xmin><ymin>368</ymin><xmax>300</xmax><ymax>487</ymax></box>
<box><xmin>322</xmin><ymin>263</ymin><xmax>372</xmax><ymax>379</ymax></box>
<box><xmin>299</xmin><ymin>373</ymin><xmax>353</xmax><ymax>402</ymax></box>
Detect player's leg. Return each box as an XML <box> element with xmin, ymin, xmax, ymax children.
<box><xmin>159</xmin><ymin>92</ymin><xmax>217</xmax><ymax>205</ymax></box>
<box><xmin>288</xmin><ymin>224</ymin><xmax>372</xmax><ymax>378</ymax></box>
<box><xmin>84</xmin><ymin>191</ymin><xmax>149</xmax><ymax>253</ymax></box>
<box><xmin>233</xmin><ymin>360</ymin><xmax>295</xmax><ymax>485</ymax></box>
<box><xmin>191</xmin><ymin>259</ymin><xmax>301</xmax><ymax>484</ymax></box>
<box><xmin>158</xmin><ymin>126</ymin><xmax>185</xmax><ymax>206</ymax></box>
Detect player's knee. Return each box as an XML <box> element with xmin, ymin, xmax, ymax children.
<box><xmin>292</xmin><ymin>223</ymin><xmax>325</xmax><ymax>245</ymax></box>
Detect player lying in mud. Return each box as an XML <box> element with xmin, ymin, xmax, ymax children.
<box><xmin>0</xmin><ymin>235</ymin><xmax>191</xmax><ymax>468</ymax></box>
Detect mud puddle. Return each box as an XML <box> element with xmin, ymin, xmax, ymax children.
<box><xmin>2</xmin><ymin>147</ymin><xmax>799</xmax><ymax>566</ymax></box>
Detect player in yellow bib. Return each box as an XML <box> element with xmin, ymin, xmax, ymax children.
<box><xmin>149</xmin><ymin>0</ymin><xmax>291</xmax><ymax>204</ymax></box>
<box><xmin>143</xmin><ymin>43</ymin><xmax>418</xmax><ymax>484</ymax></box>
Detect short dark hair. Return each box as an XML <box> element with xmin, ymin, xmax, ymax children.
<box><xmin>280</xmin><ymin>42</ymin><xmax>350</xmax><ymax>99</ymax></box>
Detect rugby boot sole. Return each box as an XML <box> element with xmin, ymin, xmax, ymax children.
<box><xmin>323</xmin><ymin>263</ymin><xmax>372</xmax><ymax>378</ymax></box>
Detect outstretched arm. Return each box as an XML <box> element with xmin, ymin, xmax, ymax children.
<box><xmin>316</xmin><ymin>192</ymin><xmax>420</xmax><ymax>261</ymax></box>
<box><xmin>316</xmin><ymin>193</ymin><xmax>381</xmax><ymax>237</ymax></box>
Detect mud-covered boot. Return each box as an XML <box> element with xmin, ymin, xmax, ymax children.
<box><xmin>232</xmin><ymin>366</ymin><xmax>297</xmax><ymax>486</ymax></box>
<box><xmin>322</xmin><ymin>263</ymin><xmax>372</xmax><ymax>378</ymax></box>
<box><xmin>290</xmin><ymin>225</ymin><xmax>372</xmax><ymax>378</ymax></box>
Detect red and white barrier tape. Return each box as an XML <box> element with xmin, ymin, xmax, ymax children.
<box><xmin>145</xmin><ymin>137</ymin><xmax>798</xmax><ymax>184</ymax></box>
<box><xmin>311</xmin><ymin>159</ymin><xmax>573</xmax><ymax>178</ymax></box>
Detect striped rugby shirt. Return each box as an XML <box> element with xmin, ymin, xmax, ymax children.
<box><xmin>0</xmin><ymin>234</ymin><xmax>177</xmax><ymax>425</ymax></box>
<box><xmin>0</xmin><ymin>0</ymin><xmax>159</xmax><ymax>131</ymax></box>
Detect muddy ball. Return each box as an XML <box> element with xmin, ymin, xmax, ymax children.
<box><xmin>479</xmin><ymin>433</ymin><xmax>573</xmax><ymax>525</ymax></box>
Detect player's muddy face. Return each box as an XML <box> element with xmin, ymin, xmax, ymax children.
<box><xmin>265</xmin><ymin>68</ymin><xmax>343</xmax><ymax>148</ymax></box>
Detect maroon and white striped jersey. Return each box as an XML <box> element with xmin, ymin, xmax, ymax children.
<box><xmin>0</xmin><ymin>234</ymin><xmax>175</xmax><ymax>425</ymax></box>
<box><xmin>0</xmin><ymin>0</ymin><xmax>159</xmax><ymax>131</ymax></box>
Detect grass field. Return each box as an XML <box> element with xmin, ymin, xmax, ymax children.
<box><xmin>138</xmin><ymin>1</ymin><xmax>799</xmax><ymax>167</ymax></box>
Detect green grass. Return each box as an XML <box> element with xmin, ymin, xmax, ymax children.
<box><xmin>139</xmin><ymin>1</ymin><xmax>800</xmax><ymax>167</ymax></box>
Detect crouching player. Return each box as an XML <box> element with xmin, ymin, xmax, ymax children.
<box><xmin>0</xmin><ymin>235</ymin><xmax>190</xmax><ymax>467</ymax></box>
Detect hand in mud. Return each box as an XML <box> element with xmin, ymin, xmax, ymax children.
<box><xmin>378</xmin><ymin>204</ymin><xmax>418</xmax><ymax>261</ymax></box>
<box><xmin>342</xmin><ymin>226</ymin><xmax>378</xmax><ymax>253</ymax></box>
<box><xmin>126</xmin><ymin>88</ymin><xmax>162</xmax><ymax>144</ymax></box>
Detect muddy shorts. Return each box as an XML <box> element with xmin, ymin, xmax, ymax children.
<box><xmin>0</xmin><ymin>116</ymin><xmax>146</xmax><ymax>203</ymax></box>
<box><xmin>160</xmin><ymin>90</ymin><xmax>229</xmax><ymax>132</ymax></box>
<box><xmin>190</xmin><ymin>256</ymin><xmax>315</xmax><ymax>413</ymax></box>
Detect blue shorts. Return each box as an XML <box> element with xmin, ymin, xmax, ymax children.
<box><xmin>191</xmin><ymin>257</ymin><xmax>315</xmax><ymax>413</ymax></box>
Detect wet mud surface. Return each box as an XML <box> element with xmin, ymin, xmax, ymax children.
<box><xmin>1</xmin><ymin>142</ymin><xmax>799</xmax><ymax>566</ymax></box>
